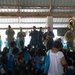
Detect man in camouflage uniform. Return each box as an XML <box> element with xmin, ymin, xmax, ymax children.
<box><xmin>6</xmin><ymin>25</ymin><xmax>15</xmax><ymax>47</ymax></box>
<box><xmin>17</xmin><ymin>27</ymin><xmax>26</xmax><ymax>48</ymax></box>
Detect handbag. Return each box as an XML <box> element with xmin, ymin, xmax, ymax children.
<box><xmin>44</xmin><ymin>50</ymin><xmax>50</xmax><ymax>74</ymax></box>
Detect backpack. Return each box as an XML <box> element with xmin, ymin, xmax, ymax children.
<box><xmin>44</xmin><ymin>50</ymin><xmax>50</xmax><ymax>74</ymax></box>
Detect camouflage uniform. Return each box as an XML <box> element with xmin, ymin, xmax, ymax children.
<box><xmin>6</xmin><ymin>29</ymin><xmax>15</xmax><ymax>47</ymax></box>
<box><xmin>17</xmin><ymin>32</ymin><xmax>26</xmax><ymax>47</ymax></box>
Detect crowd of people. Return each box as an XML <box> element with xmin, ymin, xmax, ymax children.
<box><xmin>0</xmin><ymin>40</ymin><xmax>75</xmax><ymax>75</ymax></box>
<box><xmin>0</xmin><ymin>25</ymin><xmax>75</xmax><ymax>75</ymax></box>
<box><xmin>5</xmin><ymin>25</ymin><xmax>54</xmax><ymax>51</ymax></box>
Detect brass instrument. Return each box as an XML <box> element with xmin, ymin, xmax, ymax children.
<box><xmin>68</xmin><ymin>19</ymin><xmax>75</xmax><ymax>29</ymax></box>
<box><xmin>65</xmin><ymin>18</ymin><xmax>75</xmax><ymax>42</ymax></box>
<box><xmin>64</xmin><ymin>30</ymin><xmax>75</xmax><ymax>42</ymax></box>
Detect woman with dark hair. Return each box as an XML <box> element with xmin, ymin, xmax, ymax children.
<box><xmin>47</xmin><ymin>40</ymin><xmax>67</xmax><ymax>75</ymax></box>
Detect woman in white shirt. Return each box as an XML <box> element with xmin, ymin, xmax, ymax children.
<box><xmin>48</xmin><ymin>40</ymin><xmax>67</xmax><ymax>75</ymax></box>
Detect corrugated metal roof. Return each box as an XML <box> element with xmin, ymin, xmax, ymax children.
<box><xmin>0</xmin><ymin>0</ymin><xmax>75</xmax><ymax>13</ymax></box>
<box><xmin>0</xmin><ymin>0</ymin><xmax>75</xmax><ymax>7</ymax></box>
<box><xmin>53</xmin><ymin>18</ymin><xmax>70</xmax><ymax>22</ymax></box>
<box><xmin>52</xmin><ymin>0</ymin><xmax>75</xmax><ymax>7</ymax></box>
<box><xmin>0</xmin><ymin>0</ymin><xmax>74</xmax><ymax>28</ymax></box>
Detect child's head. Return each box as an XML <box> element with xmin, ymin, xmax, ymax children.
<box><xmin>10</xmin><ymin>41</ymin><xmax>16</xmax><ymax>48</ymax></box>
<box><xmin>53</xmin><ymin>40</ymin><xmax>63</xmax><ymax>50</ymax></box>
<box><xmin>2</xmin><ymin>47</ymin><xmax>9</xmax><ymax>56</ymax></box>
<box><xmin>12</xmin><ymin>47</ymin><xmax>19</xmax><ymax>57</ymax></box>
